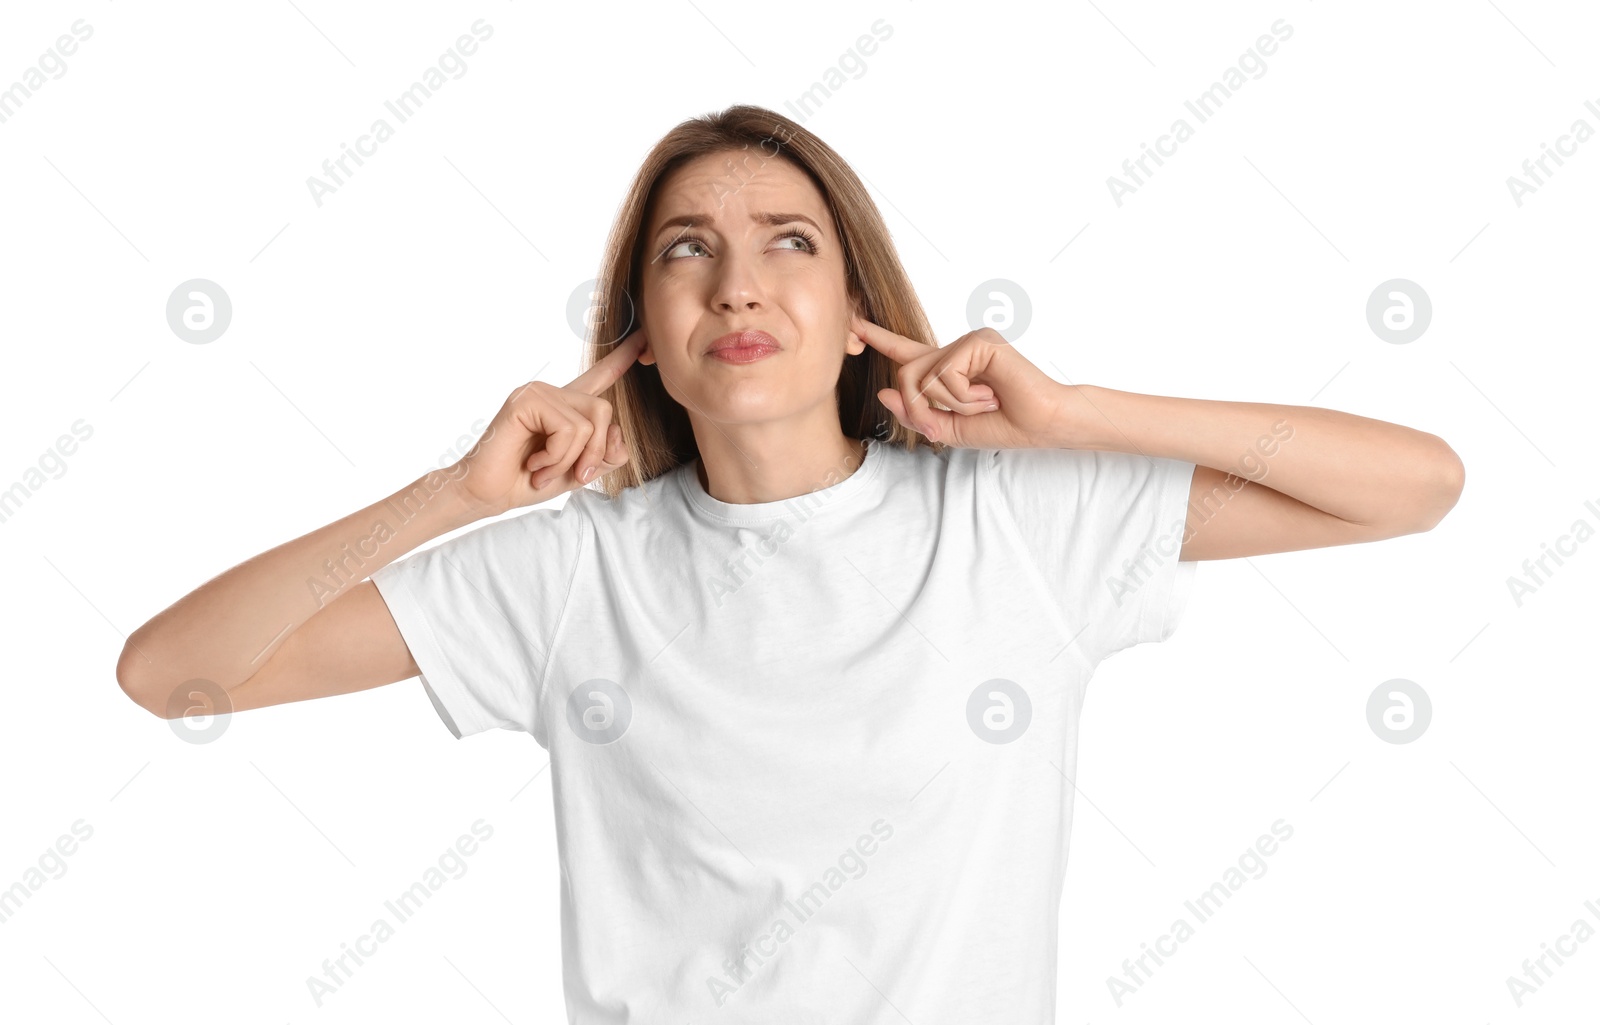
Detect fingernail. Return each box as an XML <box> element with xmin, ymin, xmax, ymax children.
<box><xmin>985</xmin><ymin>402</ymin><xmax>999</xmax><ymax>412</ymax></box>
<box><xmin>581</xmin><ymin>465</ymin><xmax>595</xmax><ymax>483</ymax></box>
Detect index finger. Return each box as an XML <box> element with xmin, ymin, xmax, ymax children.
<box><xmin>853</xmin><ymin>315</ymin><xmax>936</xmax><ymax>366</ymax></box>
<box><xmin>570</xmin><ymin>328</ymin><xmax>647</xmax><ymax>395</ymax></box>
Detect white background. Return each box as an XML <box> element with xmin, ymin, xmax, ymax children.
<box><xmin>2</xmin><ymin>1</ymin><xmax>1596</xmax><ymax>1022</ymax></box>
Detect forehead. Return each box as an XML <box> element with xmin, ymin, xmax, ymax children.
<box><xmin>650</xmin><ymin>150</ymin><xmax>828</xmax><ymax>228</ymax></box>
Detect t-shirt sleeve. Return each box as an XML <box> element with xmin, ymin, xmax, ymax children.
<box><xmin>985</xmin><ymin>446</ymin><xmax>1198</xmax><ymax>663</ymax></box>
<box><xmin>369</xmin><ymin>495</ymin><xmax>588</xmax><ymax>744</ymax></box>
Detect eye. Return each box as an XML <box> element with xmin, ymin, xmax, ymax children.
<box><xmin>656</xmin><ymin>227</ymin><xmax>820</xmax><ymax>262</ymax></box>
<box><xmin>659</xmin><ymin>235</ymin><xmax>710</xmax><ymax>261</ymax></box>
<box><xmin>775</xmin><ymin>227</ymin><xmax>819</xmax><ymax>254</ymax></box>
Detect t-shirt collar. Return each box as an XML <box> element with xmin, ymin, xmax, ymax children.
<box><xmin>676</xmin><ymin>438</ymin><xmax>885</xmax><ymax>525</ymax></box>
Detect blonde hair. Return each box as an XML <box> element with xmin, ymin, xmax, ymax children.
<box><xmin>586</xmin><ymin>103</ymin><xmax>943</xmax><ymax>498</ymax></box>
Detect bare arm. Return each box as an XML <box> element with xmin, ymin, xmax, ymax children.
<box><xmin>116</xmin><ymin>474</ymin><xmax>488</xmax><ymax>717</ymax></box>
<box><xmin>846</xmin><ymin>317</ymin><xmax>1462</xmax><ymax>562</ymax></box>
<box><xmin>1049</xmin><ymin>385</ymin><xmax>1466</xmax><ymax>561</ymax></box>
<box><xmin>116</xmin><ymin>329</ymin><xmax>646</xmax><ymax>720</ymax></box>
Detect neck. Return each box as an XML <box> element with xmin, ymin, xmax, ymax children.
<box><xmin>693</xmin><ymin>431</ymin><xmax>867</xmax><ymax>505</ymax></box>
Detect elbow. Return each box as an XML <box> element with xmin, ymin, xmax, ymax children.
<box><xmin>1407</xmin><ymin>439</ymin><xmax>1466</xmax><ymax>533</ymax></box>
<box><xmin>116</xmin><ymin>636</ymin><xmax>169</xmax><ymax>719</ymax></box>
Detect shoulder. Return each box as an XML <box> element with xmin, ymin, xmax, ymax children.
<box><xmin>986</xmin><ymin>446</ymin><xmax>1154</xmax><ymax>489</ymax></box>
<box><xmin>563</xmin><ymin>464</ymin><xmax>694</xmax><ymax>529</ymax></box>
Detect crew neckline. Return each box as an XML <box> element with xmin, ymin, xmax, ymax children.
<box><xmin>677</xmin><ymin>438</ymin><xmax>886</xmax><ymax>525</ymax></box>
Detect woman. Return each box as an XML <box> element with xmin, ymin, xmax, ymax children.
<box><xmin>117</xmin><ymin>104</ymin><xmax>1464</xmax><ymax>1021</ymax></box>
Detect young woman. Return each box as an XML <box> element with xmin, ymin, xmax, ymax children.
<box><xmin>117</xmin><ymin>105</ymin><xmax>1464</xmax><ymax>1022</ymax></box>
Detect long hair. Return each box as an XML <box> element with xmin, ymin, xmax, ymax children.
<box><xmin>586</xmin><ymin>103</ymin><xmax>943</xmax><ymax>498</ymax></box>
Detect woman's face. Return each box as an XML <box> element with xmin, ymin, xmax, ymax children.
<box><xmin>637</xmin><ymin>149</ymin><xmax>863</xmax><ymax>430</ymax></box>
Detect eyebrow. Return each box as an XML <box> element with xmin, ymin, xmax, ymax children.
<box><xmin>651</xmin><ymin>211</ymin><xmax>823</xmax><ymax>241</ymax></box>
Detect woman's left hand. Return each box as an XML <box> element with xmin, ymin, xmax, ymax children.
<box><xmin>853</xmin><ymin>315</ymin><xmax>1077</xmax><ymax>449</ymax></box>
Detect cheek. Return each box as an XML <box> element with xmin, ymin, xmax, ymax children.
<box><xmin>779</xmin><ymin>275</ymin><xmax>849</xmax><ymax>335</ymax></box>
<box><xmin>641</xmin><ymin>289</ymin><xmax>697</xmax><ymax>353</ymax></box>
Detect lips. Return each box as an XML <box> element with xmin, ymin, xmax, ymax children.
<box><xmin>705</xmin><ymin>329</ymin><xmax>781</xmax><ymax>363</ymax></box>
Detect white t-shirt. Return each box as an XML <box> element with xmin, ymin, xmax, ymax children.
<box><xmin>372</xmin><ymin>437</ymin><xmax>1198</xmax><ymax>1023</ymax></box>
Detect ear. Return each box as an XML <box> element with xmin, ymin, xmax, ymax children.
<box><xmin>636</xmin><ymin>323</ymin><xmax>654</xmax><ymax>365</ymax></box>
<box><xmin>846</xmin><ymin>302</ymin><xmax>866</xmax><ymax>356</ymax></box>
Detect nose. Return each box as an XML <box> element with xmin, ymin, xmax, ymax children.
<box><xmin>710</xmin><ymin>245</ymin><xmax>767</xmax><ymax>313</ymax></box>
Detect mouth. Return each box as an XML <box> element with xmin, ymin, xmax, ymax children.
<box><xmin>705</xmin><ymin>329</ymin><xmax>781</xmax><ymax>364</ymax></box>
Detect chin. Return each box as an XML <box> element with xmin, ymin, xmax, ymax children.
<box><xmin>701</xmin><ymin>388</ymin><xmax>799</xmax><ymax>417</ymax></box>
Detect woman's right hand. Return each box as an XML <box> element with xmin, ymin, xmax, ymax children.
<box><xmin>450</xmin><ymin>329</ymin><xmax>647</xmax><ymax>518</ymax></box>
